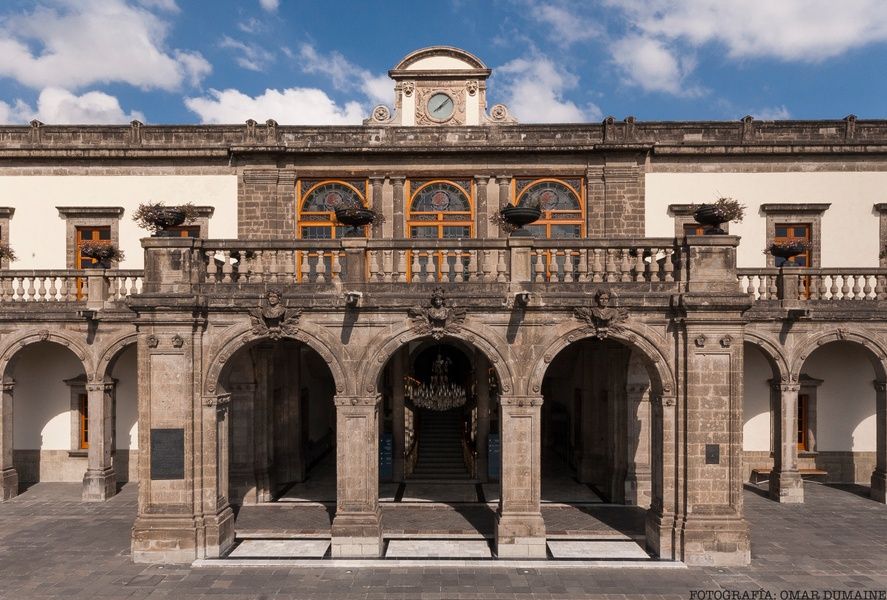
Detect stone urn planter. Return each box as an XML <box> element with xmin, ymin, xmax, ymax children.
<box><xmin>500</xmin><ymin>205</ymin><xmax>542</xmax><ymax>237</ymax></box>
<box><xmin>692</xmin><ymin>204</ymin><xmax>728</xmax><ymax>235</ymax></box>
<box><xmin>133</xmin><ymin>202</ymin><xmax>199</xmax><ymax>237</ymax></box>
<box><xmin>768</xmin><ymin>241</ymin><xmax>808</xmax><ymax>261</ymax></box>
<box><xmin>80</xmin><ymin>241</ymin><xmax>124</xmax><ymax>268</ymax></box>
<box><xmin>334</xmin><ymin>207</ymin><xmax>376</xmax><ymax>237</ymax></box>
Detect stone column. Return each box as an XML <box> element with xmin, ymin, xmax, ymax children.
<box><xmin>645</xmin><ymin>393</ymin><xmax>677</xmax><ymax>560</ymax></box>
<box><xmin>369</xmin><ymin>176</ymin><xmax>384</xmax><ymax>238</ymax></box>
<box><xmin>625</xmin><ymin>383</ymin><xmax>651</xmax><ymax>507</ymax></box>
<box><xmin>82</xmin><ymin>379</ymin><xmax>117</xmax><ymax>501</ymax></box>
<box><xmin>391</xmin><ymin>349</ymin><xmax>406</xmax><ymax>481</ymax></box>
<box><xmin>331</xmin><ymin>395</ymin><xmax>383</xmax><ymax>557</ymax></box>
<box><xmin>201</xmin><ymin>394</ymin><xmax>235</xmax><ymax>559</ymax></box>
<box><xmin>391</xmin><ymin>177</ymin><xmax>405</xmax><ymax>238</ymax></box>
<box><xmin>474</xmin><ymin>175</ymin><xmax>490</xmax><ymax>239</ymax></box>
<box><xmin>496</xmin><ymin>395</ymin><xmax>546</xmax><ymax>558</ymax></box>
<box><xmin>0</xmin><ymin>380</ymin><xmax>17</xmax><ymax>500</ymax></box>
<box><xmin>252</xmin><ymin>345</ymin><xmax>274</xmax><ymax>502</ymax></box>
<box><xmin>475</xmin><ymin>354</ymin><xmax>491</xmax><ymax>482</ymax></box>
<box><xmin>586</xmin><ymin>166</ymin><xmax>604</xmax><ymax>238</ymax></box>
<box><xmin>871</xmin><ymin>380</ymin><xmax>887</xmax><ymax>502</ymax></box>
<box><xmin>769</xmin><ymin>381</ymin><xmax>804</xmax><ymax>503</ymax></box>
<box><xmin>496</xmin><ymin>175</ymin><xmax>511</xmax><ymax>209</ymax></box>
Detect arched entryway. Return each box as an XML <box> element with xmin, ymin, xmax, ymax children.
<box><xmin>536</xmin><ymin>336</ymin><xmax>662</xmax><ymax>558</ymax></box>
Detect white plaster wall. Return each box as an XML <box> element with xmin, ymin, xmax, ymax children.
<box><xmin>743</xmin><ymin>344</ymin><xmax>773</xmax><ymax>451</ymax></box>
<box><xmin>645</xmin><ymin>172</ymin><xmax>887</xmax><ymax>268</ymax></box>
<box><xmin>0</xmin><ymin>176</ymin><xmax>237</xmax><ymax>269</ymax></box>
<box><xmin>405</xmin><ymin>56</ymin><xmax>475</xmax><ymax>70</ymax></box>
<box><xmin>803</xmin><ymin>343</ymin><xmax>876</xmax><ymax>451</ymax></box>
<box><xmin>111</xmin><ymin>344</ymin><xmax>138</xmax><ymax>450</ymax></box>
<box><xmin>12</xmin><ymin>342</ymin><xmax>85</xmax><ymax>450</ymax></box>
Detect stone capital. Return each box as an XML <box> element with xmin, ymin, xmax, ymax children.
<box><xmin>203</xmin><ymin>394</ymin><xmax>231</xmax><ymax>409</ymax></box>
<box><xmin>333</xmin><ymin>395</ymin><xmax>382</xmax><ymax>408</ymax></box>
<box><xmin>499</xmin><ymin>395</ymin><xmax>543</xmax><ymax>408</ymax></box>
<box><xmin>86</xmin><ymin>382</ymin><xmax>115</xmax><ymax>393</ymax></box>
<box><xmin>496</xmin><ymin>175</ymin><xmax>512</xmax><ymax>185</ymax></box>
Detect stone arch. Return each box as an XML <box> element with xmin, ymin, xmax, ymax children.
<box><xmin>203</xmin><ymin>321</ymin><xmax>347</xmax><ymax>397</ymax></box>
<box><xmin>355</xmin><ymin>322</ymin><xmax>515</xmax><ymax>397</ymax></box>
<box><xmin>95</xmin><ymin>332</ymin><xmax>138</xmax><ymax>382</ymax></box>
<box><xmin>743</xmin><ymin>331</ymin><xmax>790</xmax><ymax>381</ymax></box>
<box><xmin>0</xmin><ymin>328</ymin><xmax>93</xmax><ymax>381</ymax></box>
<box><xmin>527</xmin><ymin>324</ymin><xmax>675</xmax><ymax>398</ymax></box>
<box><xmin>790</xmin><ymin>328</ymin><xmax>887</xmax><ymax>381</ymax></box>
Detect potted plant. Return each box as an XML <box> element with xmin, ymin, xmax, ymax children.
<box><xmin>334</xmin><ymin>205</ymin><xmax>384</xmax><ymax>237</ymax></box>
<box><xmin>0</xmin><ymin>244</ymin><xmax>17</xmax><ymax>265</ymax></box>
<box><xmin>133</xmin><ymin>202</ymin><xmax>199</xmax><ymax>237</ymax></box>
<box><xmin>499</xmin><ymin>200</ymin><xmax>542</xmax><ymax>237</ymax></box>
<box><xmin>79</xmin><ymin>240</ymin><xmax>125</xmax><ymax>268</ymax></box>
<box><xmin>692</xmin><ymin>197</ymin><xmax>745</xmax><ymax>235</ymax></box>
<box><xmin>768</xmin><ymin>239</ymin><xmax>810</xmax><ymax>261</ymax></box>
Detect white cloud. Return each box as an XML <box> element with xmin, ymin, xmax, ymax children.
<box><xmin>297</xmin><ymin>44</ymin><xmax>390</xmax><ymax>105</ymax></box>
<box><xmin>219</xmin><ymin>36</ymin><xmax>274</xmax><ymax>72</ymax></box>
<box><xmin>137</xmin><ymin>0</ymin><xmax>179</xmax><ymax>12</ymax></box>
<box><xmin>0</xmin><ymin>88</ymin><xmax>144</xmax><ymax>124</ymax></box>
<box><xmin>610</xmin><ymin>35</ymin><xmax>702</xmax><ymax>96</ymax></box>
<box><xmin>531</xmin><ymin>2</ymin><xmax>601</xmax><ymax>46</ymax></box>
<box><xmin>612</xmin><ymin>0</ymin><xmax>887</xmax><ymax>62</ymax></box>
<box><xmin>259</xmin><ymin>0</ymin><xmax>280</xmax><ymax>12</ymax></box>
<box><xmin>750</xmin><ymin>105</ymin><xmax>791</xmax><ymax>120</ymax></box>
<box><xmin>184</xmin><ymin>88</ymin><xmax>365</xmax><ymax>125</ymax></box>
<box><xmin>0</xmin><ymin>0</ymin><xmax>210</xmax><ymax>91</ymax></box>
<box><xmin>494</xmin><ymin>56</ymin><xmax>601</xmax><ymax>123</ymax></box>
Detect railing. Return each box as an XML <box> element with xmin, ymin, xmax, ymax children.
<box><xmin>194</xmin><ymin>238</ymin><xmax>684</xmax><ymax>285</ymax></box>
<box><xmin>0</xmin><ymin>270</ymin><xmax>143</xmax><ymax>303</ymax></box>
<box><xmin>739</xmin><ymin>268</ymin><xmax>887</xmax><ymax>301</ymax></box>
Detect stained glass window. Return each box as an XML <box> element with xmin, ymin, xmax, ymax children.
<box><xmin>297</xmin><ymin>180</ymin><xmax>366</xmax><ymax>239</ymax></box>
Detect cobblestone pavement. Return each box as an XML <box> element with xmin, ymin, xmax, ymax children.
<box><xmin>0</xmin><ymin>482</ymin><xmax>886</xmax><ymax>599</ymax></box>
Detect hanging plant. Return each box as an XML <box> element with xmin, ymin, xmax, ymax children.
<box><xmin>496</xmin><ymin>200</ymin><xmax>542</xmax><ymax>236</ymax></box>
<box><xmin>334</xmin><ymin>206</ymin><xmax>384</xmax><ymax>236</ymax></box>
<box><xmin>133</xmin><ymin>202</ymin><xmax>199</xmax><ymax>236</ymax></box>
<box><xmin>0</xmin><ymin>244</ymin><xmax>17</xmax><ymax>263</ymax></box>
<box><xmin>79</xmin><ymin>240</ymin><xmax>125</xmax><ymax>266</ymax></box>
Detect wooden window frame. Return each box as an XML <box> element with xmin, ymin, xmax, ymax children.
<box><xmin>296</xmin><ymin>179</ymin><xmax>369</xmax><ymax>240</ymax></box>
<box><xmin>64</xmin><ymin>375</ymin><xmax>88</xmax><ymax>454</ymax></box>
<box><xmin>164</xmin><ymin>206</ymin><xmax>214</xmax><ymax>238</ymax></box>
<box><xmin>761</xmin><ymin>203</ymin><xmax>829</xmax><ymax>268</ymax></box>
<box><xmin>406</xmin><ymin>179</ymin><xmax>475</xmax><ymax>239</ymax></box>
<box><xmin>57</xmin><ymin>207</ymin><xmax>124</xmax><ymax>269</ymax></box>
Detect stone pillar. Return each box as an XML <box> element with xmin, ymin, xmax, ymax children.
<box><xmin>201</xmin><ymin>394</ymin><xmax>235</xmax><ymax>559</ymax></box>
<box><xmin>391</xmin><ymin>349</ymin><xmax>406</xmax><ymax>481</ymax></box>
<box><xmin>496</xmin><ymin>395</ymin><xmax>546</xmax><ymax>558</ymax></box>
<box><xmin>391</xmin><ymin>176</ymin><xmax>405</xmax><ymax>238</ymax></box>
<box><xmin>871</xmin><ymin>380</ymin><xmax>887</xmax><ymax>502</ymax></box>
<box><xmin>769</xmin><ymin>381</ymin><xmax>804</xmax><ymax>503</ymax></box>
<box><xmin>252</xmin><ymin>345</ymin><xmax>274</xmax><ymax>502</ymax></box>
<box><xmin>496</xmin><ymin>175</ymin><xmax>511</xmax><ymax>210</ymax></box>
<box><xmin>369</xmin><ymin>176</ymin><xmax>384</xmax><ymax>238</ymax></box>
<box><xmin>625</xmin><ymin>383</ymin><xmax>651</xmax><ymax>507</ymax></box>
<box><xmin>0</xmin><ymin>380</ymin><xmax>18</xmax><ymax>500</ymax></box>
<box><xmin>475</xmin><ymin>354</ymin><xmax>491</xmax><ymax>482</ymax></box>
<box><xmin>586</xmin><ymin>166</ymin><xmax>604</xmax><ymax>238</ymax></box>
<box><xmin>331</xmin><ymin>395</ymin><xmax>383</xmax><ymax>557</ymax></box>
<box><xmin>82</xmin><ymin>379</ymin><xmax>117</xmax><ymax>501</ymax></box>
<box><xmin>474</xmin><ymin>175</ymin><xmax>490</xmax><ymax>239</ymax></box>
<box><xmin>646</xmin><ymin>393</ymin><xmax>677</xmax><ymax>560</ymax></box>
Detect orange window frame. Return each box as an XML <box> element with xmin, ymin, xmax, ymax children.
<box><xmin>406</xmin><ymin>180</ymin><xmax>474</xmax><ymax>282</ymax></box>
<box><xmin>79</xmin><ymin>393</ymin><xmax>89</xmax><ymax>450</ymax></box>
<box><xmin>166</xmin><ymin>225</ymin><xmax>201</xmax><ymax>238</ymax></box>
<box><xmin>75</xmin><ymin>226</ymin><xmax>112</xmax><ymax>300</ymax></box>
<box><xmin>296</xmin><ymin>179</ymin><xmax>369</xmax><ymax>240</ymax></box>
<box><xmin>797</xmin><ymin>393</ymin><xmax>809</xmax><ymax>451</ymax></box>
<box><xmin>774</xmin><ymin>223</ymin><xmax>812</xmax><ymax>298</ymax></box>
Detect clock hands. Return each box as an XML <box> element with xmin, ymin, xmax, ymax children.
<box><xmin>433</xmin><ymin>97</ymin><xmax>451</xmax><ymax>113</ymax></box>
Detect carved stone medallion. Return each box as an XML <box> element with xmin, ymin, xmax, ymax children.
<box><xmin>408</xmin><ymin>287</ymin><xmax>466</xmax><ymax>340</ymax></box>
<box><xmin>249</xmin><ymin>288</ymin><xmax>301</xmax><ymax>340</ymax></box>
<box><xmin>574</xmin><ymin>289</ymin><xmax>628</xmax><ymax>340</ymax></box>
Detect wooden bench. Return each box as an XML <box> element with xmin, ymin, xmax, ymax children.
<box><xmin>750</xmin><ymin>468</ymin><xmax>828</xmax><ymax>485</ymax></box>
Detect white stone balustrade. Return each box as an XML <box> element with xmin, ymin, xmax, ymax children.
<box><xmin>739</xmin><ymin>268</ymin><xmax>887</xmax><ymax>301</ymax></box>
<box><xmin>0</xmin><ymin>270</ymin><xmax>142</xmax><ymax>303</ymax></box>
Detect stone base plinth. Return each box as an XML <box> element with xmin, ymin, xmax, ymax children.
<box><xmin>131</xmin><ymin>515</ymin><xmax>200</xmax><ymax>564</ymax></box>
<box><xmin>495</xmin><ymin>513</ymin><xmax>546</xmax><ymax>558</ymax></box>
<box><xmin>0</xmin><ymin>467</ymin><xmax>18</xmax><ymax>501</ymax></box>
<box><xmin>645</xmin><ymin>508</ymin><xmax>675</xmax><ymax>560</ymax></box>
<box><xmin>769</xmin><ymin>470</ymin><xmax>804</xmax><ymax>503</ymax></box>
<box><xmin>82</xmin><ymin>467</ymin><xmax>116</xmax><ymax>502</ymax></box>
<box><xmin>331</xmin><ymin>511</ymin><xmax>382</xmax><ymax>557</ymax></box>
<box><xmin>679</xmin><ymin>512</ymin><xmax>751</xmax><ymax>567</ymax></box>
<box><xmin>871</xmin><ymin>470</ymin><xmax>887</xmax><ymax>503</ymax></box>
<box><xmin>203</xmin><ymin>506</ymin><xmax>236</xmax><ymax>558</ymax></box>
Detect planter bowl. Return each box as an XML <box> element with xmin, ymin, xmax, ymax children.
<box><xmin>501</xmin><ymin>206</ymin><xmax>542</xmax><ymax>236</ymax></box>
<box><xmin>769</xmin><ymin>242</ymin><xmax>807</xmax><ymax>260</ymax></box>
<box><xmin>150</xmin><ymin>208</ymin><xmax>188</xmax><ymax>236</ymax></box>
<box><xmin>335</xmin><ymin>207</ymin><xmax>375</xmax><ymax>237</ymax></box>
<box><xmin>693</xmin><ymin>204</ymin><xmax>727</xmax><ymax>235</ymax></box>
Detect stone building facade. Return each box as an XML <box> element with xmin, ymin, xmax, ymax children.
<box><xmin>0</xmin><ymin>47</ymin><xmax>885</xmax><ymax>567</ymax></box>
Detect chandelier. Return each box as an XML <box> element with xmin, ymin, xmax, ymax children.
<box><xmin>404</xmin><ymin>351</ymin><xmax>467</xmax><ymax>411</ymax></box>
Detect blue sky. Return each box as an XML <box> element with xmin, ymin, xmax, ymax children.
<box><xmin>1</xmin><ymin>0</ymin><xmax>886</xmax><ymax>125</ymax></box>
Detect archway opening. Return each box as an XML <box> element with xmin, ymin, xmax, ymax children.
<box><xmin>217</xmin><ymin>338</ymin><xmax>337</xmax><ymax>539</ymax></box>
<box><xmin>539</xmin><ymin>337</ymin><xmax>659</xmax><ymax>550</ymax></box>
<box><xmin>375</xmin><ymin>337</ymin><xmax>501</xmax><ymax>539</ymax></box>
<box><xmin>9</xmin><ymin>341</ymin><xmax>87</xmax><ymax>490</ymax></box>
<box><xmin>104</xmin><ymin>342</ymin><xmax>138</xmax><ymax>487</ymax></box>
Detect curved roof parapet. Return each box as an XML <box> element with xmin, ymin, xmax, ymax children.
<box><xmin>390</xmin><ymin>46</ymin><xmax>491</xmax><ymax>77</ymax></box>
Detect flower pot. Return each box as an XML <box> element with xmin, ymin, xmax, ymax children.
<box><xmin>693</xmin><ymin>204</ymin><xmax>727</xmax><ymax>235</ymax></box>
<box><xmin>501</xmin><ymin>206</ymin><xmax>542</xmax><ymax>237</ymax></box>
<box><xmin>335</xmin><ymin>207</ymin><xmax>375</xmax><ymax>237</ymax></box>
<box><xmin>150</xmin><ymin>208</ymin><xmax>188</xmax><ymax>236</ymax></box>
<box><xmin>769</xmin><ymin>242</ymin><xmax>806</xmax><ymax>260</ymax></box>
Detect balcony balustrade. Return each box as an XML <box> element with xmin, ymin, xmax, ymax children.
<box><xmin>0</xmin><ymin>270</ymin><xmax>143</xmax><ymax>305</ymax></box>
<box><xmin>738</xmin><ymin>268</ymin><xmax>887</xmax><ymax>301</ymax></box>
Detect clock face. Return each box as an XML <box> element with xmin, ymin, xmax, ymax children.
<box><xmin>426</xmin><ymin>92</ymin><xmax>455</xmax><ymax>121</ymax></box>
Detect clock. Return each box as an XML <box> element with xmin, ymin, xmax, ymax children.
<box><xmin>426</xmin><ymin>92</ymin><xmax>455</xmax><ymax>121</ymax></box>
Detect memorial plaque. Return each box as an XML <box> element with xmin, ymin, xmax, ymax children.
<box><xmin>151</xmin><ymin>428</ymin><xmax>185</xmax><ymax>480</ymax></box>
<box><xmin>705</xmin><ymin>443</ymin><xmax>720</xmax><ymax>465</ymax></box>
<box><xmin>488</xmin><ymin>433</ymin><xmax>500</xmax><ymax>480</ymax></box>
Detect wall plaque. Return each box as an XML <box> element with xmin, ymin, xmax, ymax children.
<box><xmin>705</xmin><ymin>443</ymin><xmax>720</xmax><ymax>465</ymax></box>
<box><xmin>150</xmin><ymin>428</ymin><xmax>185</xmax><ymax>480</ymax></box>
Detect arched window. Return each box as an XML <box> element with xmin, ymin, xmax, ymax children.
<box><xmin>516</xmin><ymin>179</ymin><xmax>584</xmax><ymax>238</ymax></box>
<box><xmin>407</xmin><ymin>180</ymin><xmax>473</xmax><ymax>239</ymax></box>
<box><xmin>297</xmin><ymin>180</ymin><xmax>368</xmax><ymax>239</ymax></box>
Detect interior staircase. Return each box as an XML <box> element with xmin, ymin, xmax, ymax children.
<box><xmin>410</xmin><ymin>408</ymin><xmax>471</xmax><ymax>480</ymax></box>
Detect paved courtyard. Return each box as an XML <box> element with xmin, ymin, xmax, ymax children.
<box><xmin>0</xmin><ymin>481</ymin><xmax>885</xmax><ymax>599</ymax></box>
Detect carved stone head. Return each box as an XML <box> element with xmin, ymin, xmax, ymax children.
<box><xmin>266</xmin><ymin>288</ymin><xmax>282</xmax><ymax>306</ymax></box>
<box><xmin>595</xmin><ymin>289</ymin><xmax>611</xmax><ymax>308</ymax></box>
<box><xmin>431</xmin><ymin>287</ymin><xmax>445</xmax><ymax>308</ymax></box>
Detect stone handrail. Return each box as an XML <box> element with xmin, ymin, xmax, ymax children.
<box><xmin>0</xmin><ymin>269</ymin><xmax>143</xmax><ymax>304</ymax></box>
<box><xmin>193</xmin><ymin>238</ymin><xmax>685</xmax><ymax>285</ymax></box>
<box><xmin>739</xmin><ymin>267</ymin><xmax>887</xmax><ymax>301</ymax></box>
